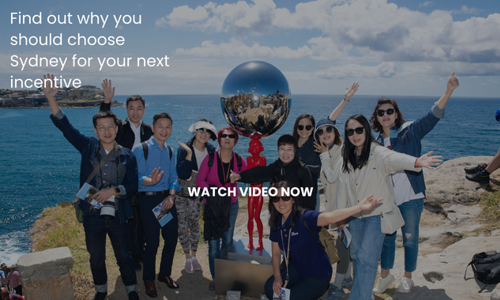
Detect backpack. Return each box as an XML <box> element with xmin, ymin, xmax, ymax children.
<box><xmin>141</xmin><ymin>142</ymin><xmax>172</xmax><ymax>161</ymax></box>
<box><xmin>465</xmin><ymin>251</ymin><xmax>500</xmax><ymax>292</ymax></box>
<box><xmin>206</xmin><ymin>152</ymin><xmax>243</xmax><ymax>172</ymax></box>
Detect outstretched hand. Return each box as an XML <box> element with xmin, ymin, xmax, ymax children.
<box><xmin>416</xmin><ymin>151</ymin><xmax>443</xmax><ymax>169</ymax></box>
<box><xmin>314</xmin><ymin>141</ymin><xmax>328</xmax><ymax>154</ymax></box>
<box><xmin>447</xmin><ymin>72</ymin><xmax>459</xmax><ymax>92</ymax></box>
<box><xmin>345</xmin><ymin>82</ymin><xmax>359</xmax><ymax>102</ymax></box>
<box><xmin>101</xmin><ymin>78</ymin><xmax>115</xmax><ymax>101</ymax></box>
<box><xmin>149</xmin><ymin>167</ymin><xmax>164</xmax><ymax>185</ymax></box>
<box><xmin>358</xmin><ymin>195</ymin><xmax>383</xmax><ymax>211</ymax></box>
<box><xmin>42</xmin><ymin>73</ymin><xmax>59</xmax><ymax>98</ymax></box>
<box><xmin>229</xmin><ymin>170</ymin><xmax>240</xmax><ymax>183</ymax></box>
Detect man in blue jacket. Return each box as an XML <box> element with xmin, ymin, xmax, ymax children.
<box><xmin>43</xmin><ymin>74</ymin><xmax>140</xmax><ymax>300</ymax></box>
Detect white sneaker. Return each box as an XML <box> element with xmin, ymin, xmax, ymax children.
<box><xmin>396</xmin><ymin>277</ymin><xmax>414</xmax><ymax>293</ymax></box>
<box><xmin>372</xmin><ymin>273</ymin><xmax>395</xmax><ymax>294</ymax></box>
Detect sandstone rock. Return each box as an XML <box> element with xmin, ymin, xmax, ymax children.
<box><xmin>390</xmin><ymin>236</ymin><xmax>500</xmax><ymax>300</ymax></box>
<box><xmin>18</xmin><ymin>247</ymin><xmax>75</xmax><ymax>300</ymax></box>
<box><xmin>491</xmin><ymin>284</ymin><xmax>500</xmax><ymax>300</ymax></box>
<box><xmin>425</xmin><ymin>156</ymin><xmax>497</xmax><ymax>206</ymax></box>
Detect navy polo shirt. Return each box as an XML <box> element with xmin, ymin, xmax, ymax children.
<box><xmin>270</xmin><ymin>210</ymin><xmax>332</xmax><ymax>278</ymax></box>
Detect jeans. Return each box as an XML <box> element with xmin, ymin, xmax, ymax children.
<box><xmin>348</xmin><ymin>215</ymin><xmax>385</xmax><ymax>300</ymax></box>
<box><xmin>139</xmin><ymin>194</ymin><xmax>179</xmax><ymax>281</ymax></box>
<box><xmin>208</xmin><ymin>200</ymin><xmax>238</xmax><ymax>279</ymax></box>
<box><xmin>381</xmin><ymin>198</ymin><xmax>424</xmax><ymax>272</ymax></box>
<box><xmin>83</xmin><ymin>210</ymin><xmax>138</xmax><ymax>293</ymax></box>
<box><xmin>264</xmin><ymin>260</ymin><xmax>331</xmax><ymax>300</ymax></box>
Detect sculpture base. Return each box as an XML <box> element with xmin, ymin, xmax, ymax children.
<box><xmin>215</xmin><ymin>236</ymin><xmax>274</xmax><ymax>297</ymax></box>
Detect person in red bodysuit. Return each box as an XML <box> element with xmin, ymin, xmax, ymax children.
<box><xmin>246</xmin><ymin>139</ymin><xmax>266</xmax><ymax>250</ymax></box>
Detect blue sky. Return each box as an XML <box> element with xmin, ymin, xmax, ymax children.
<box><xmin>2</xmin><ymin>0</ymin><xmax>500</xmax><ymax>96</ymax></box>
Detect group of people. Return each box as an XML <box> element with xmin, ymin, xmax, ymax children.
<box><xmin>41</xmin><ymin>71</ymin><xmax>459</xmax><ymax>300</ymax></box>
<box><xmin>0</xmin><ymin>263</ymin><xmax>23</xmax><ymax>300</ymax></box>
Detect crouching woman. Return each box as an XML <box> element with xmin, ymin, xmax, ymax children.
<box><xmin>264</xmin><ymin>181</ymin><xmax>382</xmax><ymax>300</ymax></box>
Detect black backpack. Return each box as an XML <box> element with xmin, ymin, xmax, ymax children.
<box><xmin>207</xmin><ymin>152</ymin><xmax>243</xmax><ymax>172</ymax></box>
<box><xmin>465</xmin><ymin>251</ymin><xmax>500</xmax><ymax>292</ymax></box>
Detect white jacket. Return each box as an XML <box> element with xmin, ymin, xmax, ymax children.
<box><xmin>335</xmin><ymin>142</ymin><xmax>422</xmax><ymax>218</ymax></box>
<box><xmin>319</xmin><ymin>143</ymin><xmax>343</xmax><ymax>212</ymax></box>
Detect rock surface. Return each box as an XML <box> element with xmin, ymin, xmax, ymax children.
<box><xmin>389</xmin><ymin>236</ymin><xmax>500</xmax><ymax>300</ymax></box>
<box><xmin>18</xmin><ymin>247</ymin><xmax>75</xmax><ymax>300</ymax></box>
<box><xmin>425</xmin><ymin>156</ymin><xmax>498</xmax><ymax>206</ymax></box>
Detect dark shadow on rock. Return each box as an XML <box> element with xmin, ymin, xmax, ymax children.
<box><xmin>391</xmin><ymin>286</ymin><xmax>453</xmax><ymax>300</ymax></box>
<box><xmin>108</xmin><ymin>275</ymin><xmax>129</xmax><ymax>300</ymax></box>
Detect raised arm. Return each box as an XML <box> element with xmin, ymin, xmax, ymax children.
<box><xmin>101</xmin><ymin>78</ymin><xmax>115</xmax><ymax>104</ymax></box>
<box><xmin>328</xmin><ymin>82</ymin><xmax>359</xmax><ymax>121</ymax></box>
<box><xmin>436</xmin><ymin>72</ymin><xmax>459</xmax><ymax>110</ymax></box>
<box><xmin>42</xmin><ymin>73</ymin><xmax>60</xmax><ymax>116</ymax></box>
<box><xmin>317</xmin><ymin>195</ymin><xmax>382</xmax><ymax>226</ymax></box>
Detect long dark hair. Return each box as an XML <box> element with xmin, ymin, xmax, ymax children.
<box><xmin>369</xmin><ymin>98</ymin><xmax>405</xmax><ymax>132</ymax></box>
<box><xmin>268</xmin><ymin>181</ymin><xmax>301</xmax><ymax>232</ymax></box>
<box><xmin>342</xmin><ymin>114</ymin><xmax>376</xmax><ymax>173</ymax></box>
<box><xmin>292</xmin><ymin>114</ymin><xmax>315</xmax><ymax>141</ymax></box>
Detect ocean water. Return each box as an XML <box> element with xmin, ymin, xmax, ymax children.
<box><xmin>0</xmin><ymin>94</ymin><xmax>499</xmax><ymax>264</ymax></box>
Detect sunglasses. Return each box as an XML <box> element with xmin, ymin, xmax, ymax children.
<box><xmin>220</xmin><ymin>134</ymin><xmax>236</xmax><ymax>139</ymax></box>
<box><xmin>196</xmin><ymin>128</ymin><xmax>210</xmax><ymax>134</ymax></box>
<box><xmin>346</xmin><ymin>127</ymin><xmax>365</xmax><ymax>137</ymax></box>
<box><xmin>317</xmin><ymin>126</ymin><xmax>334</xmax><ymax>136</ymax></box>
<box><xmin>377</xmin><ymin>108</ymin><xmax>395</xmax><ymax>117</ymax></box>
<box><xmin>297</xmin><ymin>125</ymin><xmax>313</xmax><ymax>131</ymax></box>
<box><xmin>272</xmin><ymin>196</ymin><xmax>292</xmax><ymax>203</ymax></box>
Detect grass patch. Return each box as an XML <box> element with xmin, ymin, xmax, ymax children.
<box><xmin>476</xmin><ymin>182</ymin><xmax>500</xmax><ymax>234</ymax></box>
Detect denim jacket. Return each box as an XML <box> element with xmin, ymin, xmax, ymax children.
<box><xmin>376</xmin><ymin>103</ymin><xmax>444</xmax><ymax>196</ymax></box>
<box><xmin>50</xmin><ymin>110</ymin><xmax>138</xmax><ymax>223</ymax></box>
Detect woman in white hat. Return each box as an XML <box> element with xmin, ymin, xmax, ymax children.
<box><xmin>176</xmin><ymin>119</ymin><xmax>217</xmax><ymax>273</ymax></box>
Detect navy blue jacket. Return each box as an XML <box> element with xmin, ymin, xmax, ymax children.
<box><xmin>50</xmin><ymin>111</ymin><xmax>138</xmax><ymax>223</ymax></box>
<box><xmin>296</xmin><ymin>136</ymin><xmax>321</xmax><ymax>181</ymax></box>
<box><xmin>176</xmin><ymin>136</ymin><xmax>216</xmax><ymax>180</ymax></box>
<box><xmin>376</xmin><ymin>104</ymin><xmax>444</xmax><ymax>196</ymax></box>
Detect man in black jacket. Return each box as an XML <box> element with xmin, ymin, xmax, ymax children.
<box><xmin>230</xmin><ymin>134</ymin><xmax>316</xmax><ymax>210</ymax></box>
<box><xmin>100</xmin><ymin>79</ymin><xmax>152</xmax><ymax>270</ymax></box>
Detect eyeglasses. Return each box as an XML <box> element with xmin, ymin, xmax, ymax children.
<box><xmin>196</xmin><ymin>128</ymin><xmax>210</xmax><ymax>134</ymax></box>
<box><xmin>377</xmin><ymin>108</ymin><xmax>395</xmax><ymax>117</ymax></box>
<box><xmin>220</xmin><ymin>134</ymin><xmax>236</xmax><ymax>139</ymax></box>
<box><xmin>346</xmin><ymin>127</ymin><xmax>365</xmax><ymax>136</ymax></box>
<box><xmin>278</xmin><ymin>148</ymin><xmax>295</xmax><ymax>153</ymax></box>
<box><xmin>297</xmin><ymin>125</ymin><xmax>313</xmax><ymax>131</ymax></box>
<box><xmin>317</xmin><ymin>126</ymin><xmax>334</xmax><ymax>136</ymax></box>
<box><xmin>272</xmin><ymin>196</ymin><xmax>292</xmax><ymax>203</ymax></box>
<box><xmin>97</xmin><ymin>125</ymin><xmax>116</xmax><ymax>132</ymax></box>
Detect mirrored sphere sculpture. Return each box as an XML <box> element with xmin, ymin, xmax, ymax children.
<box><xmin>221</xmin><ymin>61</ymin><xmax>291</xmax><ymax>138</ymax></box>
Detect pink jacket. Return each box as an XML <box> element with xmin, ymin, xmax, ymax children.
<box><xmin>196</xmin><ymin>152</ymin><xmax>247</xmax><ymax>203</ymax></box>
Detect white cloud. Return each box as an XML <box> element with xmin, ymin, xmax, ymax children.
<box><xmin>418</xmin><ymin>2</ymin><xmax>433</xmax><ymax>9</ymax></box>
<box><xmin>313</xmin><ymin>62</ymin><xmax>396</xmax><ymax>79</ymax></box>
<box><xmin>450</xmin><ymin>5</ymin><xmax>482</xmax><ymax>15</ymax></box>
<box><xmin>160</xmin><ymin>0</ymin><xmax>500</xmax><ymax>81</ymax></box>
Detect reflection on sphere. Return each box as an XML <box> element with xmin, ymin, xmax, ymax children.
<box><xmin>221</xmin><ymin>61</ymin><xmax>291</xmax><ymax>138</ymax></box>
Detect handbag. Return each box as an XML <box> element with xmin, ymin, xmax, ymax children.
<box><xmin>178</xmin><ymin>171</ymin><xmax>199</xmax><ymax>198</ymax></box>
<box><xmin>301</xmin><ymin>212</ymin><xmax>340</xmax><ymax>264</ymax></box>
<box><xmin>380</xmin><ymin>207</ymin><xmax>405</xmax><ymax>234</ymax></box>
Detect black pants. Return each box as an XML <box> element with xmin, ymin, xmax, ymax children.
<box><xmin>139</xmin><ymin>194</ymin><xmax>179</xmax><ymax>281</ymax></box>
<box><xmin>127</xmin><ymin>205</ymin><xmax>145</xmax><ymax>263</ymax></box>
